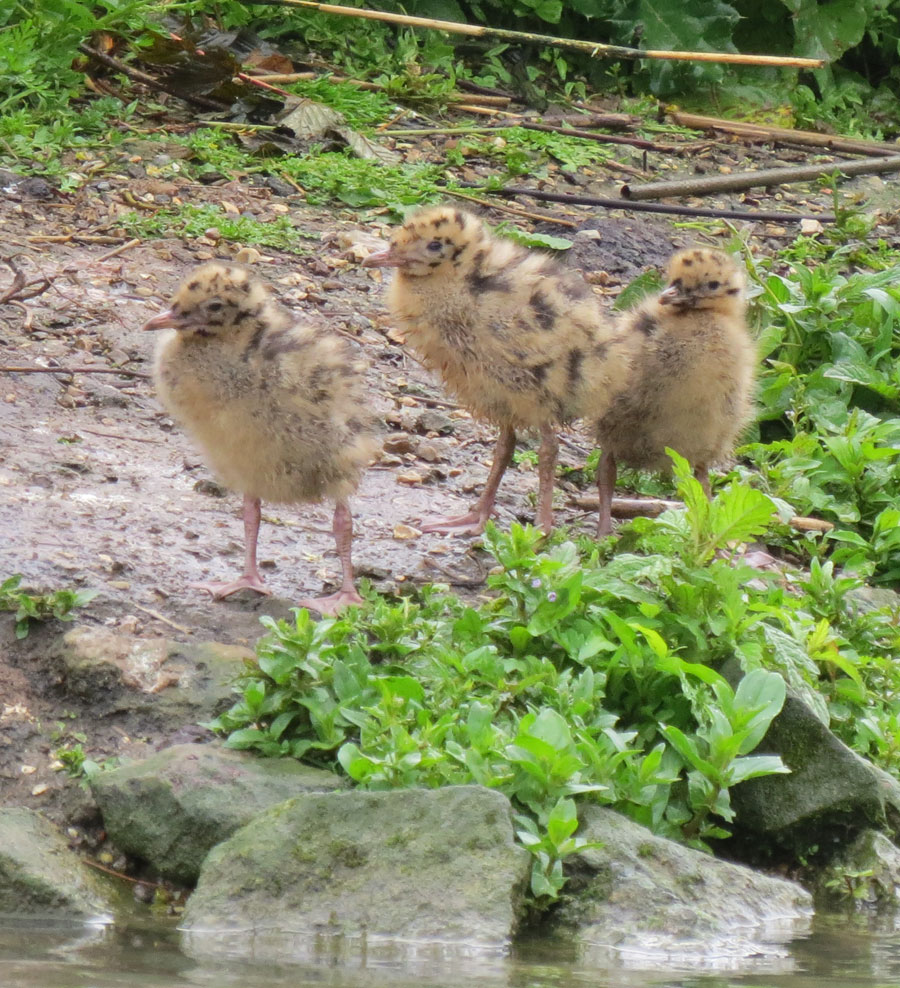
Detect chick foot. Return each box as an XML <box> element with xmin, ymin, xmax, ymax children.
<box><xmin>191</xmin><ymin>574</ymin><xmax>272</xmax><ymax>600</ymax></box>
<box><xmin>420</xmin><ymin>509</ymin><xmax>492</xmax><ymax>536</ymax></box>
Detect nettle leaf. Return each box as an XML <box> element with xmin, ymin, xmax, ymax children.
<box><xmin>610</xmin><ymin>0</ymin><xmax>739</xmax><ymax>93</ymax></box>
<box><xmin>788</xmin><ymin>0</ymin><xmax>868</xmax><ymax>61</ymax></box>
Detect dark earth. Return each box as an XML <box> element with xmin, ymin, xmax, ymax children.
<box><xmin>1</xmin><ymin>111</ymin><xmax>895</xmax><ymax>834</ymax></box>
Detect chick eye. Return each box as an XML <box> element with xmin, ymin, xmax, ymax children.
<box><xmin>426</xmin><ymin>240</ymin><xmax>443</xmax><ymax>252</ymax></box>
<box><xmin>707</xmin><ymin>280</ymin><xmax>720</xmax><ymax>290</ymax></box>
<box><xmin>206</xmin><ymin>301</ymin><xmax>224</xmax><ymax>312</ymax></box>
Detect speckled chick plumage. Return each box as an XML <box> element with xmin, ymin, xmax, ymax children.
<box><xmin>591</xmin><ymin>248</ymin><xmax>756</xmax><ymax>473</ymax></box>
<box><xmin>373</xmin><ymin>207</ymin><xmax>630</xmax><ymax>431</ymax></box>
<box><xmin>152</xmin><ymin>262</ymin><xmax>378</xmax><ymax>505</ymax></box>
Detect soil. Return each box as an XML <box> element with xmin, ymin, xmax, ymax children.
<box><xmin>0</xmin><ymin>111</ymin><xmax>895</xmax><ymax>830</ymax></box>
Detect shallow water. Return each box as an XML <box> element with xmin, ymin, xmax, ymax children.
<box><xmin>3</xmin><ymin>912</ymin><xmax>900</xmax><ymax>988</ymax></box>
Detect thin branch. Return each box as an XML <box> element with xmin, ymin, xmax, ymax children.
<box><xmin>0</xmin><ymin>365</ymin><xmax>151</xmax><ymax>379</ymax></box>
<box><xmin>621</xmin><ymin>154</ymin><xmax>900</xmax><ymax>201</ymax></box>
<box><xmin>236</xmin><ymin>0</ymin><xmax>825</xmax><ymax>67</ymax></box>
<box><xmin>461</xmin><ymin>183</ymin><xmax>837</xmax><ymax>223</ymax></box>
<box><xmin>668</xmin><ymin>111</ymin><xmax>900</xmax><ymax>158</ymax></box>
<box><xmin>444</xmin><ymin>189</ymin><xmax>578</xmax><ymax>227</ymax></box>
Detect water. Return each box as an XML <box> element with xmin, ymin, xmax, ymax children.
<box><xmin>2</xmin><ymin>912</ymin><xmax>900</xmax><ymax>988</ymax></box>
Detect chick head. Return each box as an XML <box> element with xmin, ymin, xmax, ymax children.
<box><xmin>362</xmin><ymin>207</ymin><xmax>488</xmax><ymax>277</ymax></box>
<box><xmin>142</xmin><ymin>262</ymin><xmax>270</xmax><ymax>336</ymax></box>
<box><xmin>658</xmin><ymin>249</ymin><xmax>745</xmax><ymax>314</ymax></box>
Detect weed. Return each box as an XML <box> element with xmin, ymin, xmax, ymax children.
<box><xmin>119</xmin><ymin>203</ymin><xmax>316</xmax><ymax>254</ymax></box>
<box><xmin>0</xmin><ymin>575</ymin><xmax>97</xmax><ymax>640</ymax></box>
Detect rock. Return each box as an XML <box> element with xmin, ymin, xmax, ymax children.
<box><xmin>392</xmin><ymin>523</ymin><xmax>421</xmax><ymax>540</ymax></box>
<box><xmin>729</xmin><ymin>691</ymin><xmax>888</xmax><ymax>849</ymax></box>
<box><xmin>382</xmin><ymin>432</ymin><xmax>416</xmax><ymax>455</ymax></box>
<box><xmin>90</xmin><ymin>743</ymin><xmax>342</xmax><ymax>884</ymax></box>
<box><xmin>814</xmin><ymin>829</ymin><xmax>900</xmax><ymax>908</ymax></box>
<box><xmin>416</xmin><ymin>440</ymin><xmax>445</xmax><ymax>463</ymax></box>
<box><xmin>182</xmin><ymin>786</ymin><xmax>530</xmax><ymax>959</ymax></box>
<box><xmin>0</xmin><ymin>807</ymin><xmax>119</xmax><ymax>918</ymax></box>
<box><xmin>550</xmin><ymin>806</ymin><xmax>812</xmax><ymax>964</ymax></box>
<box><xmin>414</xmin><ymin>409</ymin><xmax>454</xmax><ymax>435</ymax></box>
<box><xmin>60</xmin><ymin>626</ymin><xmax>253</xmax><ymax>724</ymax></box>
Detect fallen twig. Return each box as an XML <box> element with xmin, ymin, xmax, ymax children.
<box><xmin>27</xmin><ymin>234</ymin><xmax>126</xmax><ymax>245</ymax></box>
<box><xmin>238</xmin><ymin>0</ymin><xmax>825</xmax><ymax>68</ymax></box>
<box><xmin>621</xmin><ymin>155</ymin><xmax>900</xmax><ymax>201</ymax></box>
<box><xmin>463</xmin><ymin>184</ymin><xmax>837</xmax><ymax>223</ymax></box>
<box><xmin>0</xmin><ymin>365</ymin><xmax>151</xmax><ymax>379</ymax></box>
<box><xmin>0</xmin><ymin>258</ymin><xmax>52</xmax><ymax>304</ymax></box>
<box><xmin>521</xmin><ymin>121</ymin><xmax>658</xmax><ymax>152</ymax></box>
<box><xmin>79</xmin><ymin>428</ymin><xmax>163</xmax><ymax>445</ymax></box>
<box><xmin>95</xmin><ymin>238</ymin><xmax>142</xmax><ymax>263</ymax></box>
<box><xmin>444</xmin><ymin>189</ymin><xmax>578</xmax><ymax>227</ymax></box>
<box><xmin>668</xmin><ymin>111</ymin><xmax>900</xmax><ymax>158</ymax></box>
<box><xmin>572</xmin><ymin>493</ymin><xmax>834</xmax><ymax>532</ymax></box>
<box><xmin>132</xmin><ymin>603</ymin><xmax>193</xmax><ymax>634</ymax></box>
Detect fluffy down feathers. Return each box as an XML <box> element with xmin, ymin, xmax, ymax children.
<box><xmin>365</xmin><ymin>206</ymin><xmax>630</xmax><ymax>431</ymax></box>
<box><xmin>592</xmin><ymin>247</ymin><xmax>755</xmax><ymax>473</ymax></box>
<box><xmin>150</xmin><ymin>262</ymin><xmax>378</xmax><ymax>505</ymax></box>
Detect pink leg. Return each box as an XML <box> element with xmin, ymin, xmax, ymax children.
<box><xmin>192</xmin><ymin>495</ymin><xmax>272</xmax><ymax>600</ymax></box>
<box><xmin>536</xmin><ymin>424</ymin><xmax>559</xmax><ymax>534</ymax></box>
<box><xmin>596</xmin><ymin>450</ymin><xmax>616</xmax><ymax>537</ymax></box>
<box><xmin>298</xmin><ymin>500</ymin><xmax>363</xmax><ymax>616</ymax></box>
<box><xmin>421</xmin><ymin>425</ymin><xmax>516</xmax><ymax>536</ymax></box>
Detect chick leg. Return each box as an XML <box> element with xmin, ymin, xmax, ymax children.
<box><xmin>536</xmin><ymin>424</ymin><xmax>559</xmax><ymax>534</ymax></box>
<box><xmin>596</xmin><ymin>450</ymin><xmax>617</xmax><ymax>537</ymax></box>
<box><xmin>192</xmin><ymin>495</ymin><xmax>272</xmax><ymax>599</ymax></box>
<box><xmin>420</xmin><ymin>425</ymin><xmax>516</xmax><ymax>536</ymax></box>
<box><xmin>298</xmin><ymin>500</ymin><xmax>363</xmax><ymax>616</ymax></box>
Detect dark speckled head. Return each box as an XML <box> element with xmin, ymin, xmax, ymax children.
<box><xmin>658</xmin><ymin>248</ymin><xmax>745</xmax><ymax>312</ymax></box>
<box><xmin>362</xmin><ymin>206</ymin><xmax>488</xmax><ymax>278</ymax></box>
<box><xmin>142</xmin><ymin>262</ymin><xmax>271</xmax><ymax>336</ymax></box>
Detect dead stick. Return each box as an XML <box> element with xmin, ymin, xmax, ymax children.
<box><xmin>79</xmin><ymin>428</ymin><xmax>163</xmax><ymax>445</ymax></box>
<box><xmin>236</xmin><ymin>0</ymin><xmax>824</xmax><ymax>67</ymax></box>
<box><xmin>27</xmin><ymin>235</ymin><xmax>125</xmax><ymax>245</ymax></box>
<box><xmin>573</xmin><ymin>494</ymin><xmax>834</xmax><ymax>531</ymax></box>
<box><xmin>444</xmin><ymin>189</ymin><xmax>578</xmax><ymax>227</ymax></box>
<box><xmin>621</xmin><ymin>154</ymin><xmax>900</xmax><ymax>200</ymax></box>
<box><xmin>462</xmin><ymin>184</ymin><xmax>836</xmax><ymax>223</ymax></box>
<box><xmin>521</xmin><ymin>121</ymin><xmax>658</xmax><ymax>151</ymax></box>
<box><xmin>0</xmin><ymin>259</ymin><xmax>26</xmax><ymax>304</ymax></box>
<box><xmin>95</xmin><ymin>238</ymin><xmax>141</xmax><ymax>263</ymax></box>
<box><xmin>0</xmin><ymin>365</ymin><xmax>151</xmax><ymax>379</ymax></box>
<box><xmin>132</xmin><ymin>602</ymin><xmax>193</xmax><ymax>633</ymax></box>
<box><xmin>669</xmin><ymin>111</ymin><xmax>899</xmax><ymax>158</ymax></box>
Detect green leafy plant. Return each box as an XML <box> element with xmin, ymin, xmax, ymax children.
<box><xmin>0</xmin><ymin>575</ymin><xmax>97</xmax><ymax>639</ymax></box>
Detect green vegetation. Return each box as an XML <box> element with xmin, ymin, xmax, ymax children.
<box><xmin>211</xmin><ymin>452</ymin><xmax>900</xmax><ymax>899</ymax></box>
<box><xmin>0</xmin><ymin>575</ymin><xmax>97</xmax><ymax>640</ymax></box>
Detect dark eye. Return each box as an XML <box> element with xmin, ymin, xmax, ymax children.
<box><xmin>206</xmin><ymin>300</ymin><xmax>224</xmax><ymax>312</ymax></box>
<box><xmin>707</xmin><ymin>280</ymin><xmax>720</xmax><ymax>290</ymax></box>
<box><xmin>427</xmin><ymin>240</ymin><xmax>443</xmax><ymax>252</ymax></box>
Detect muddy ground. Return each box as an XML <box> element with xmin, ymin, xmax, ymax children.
<box><xmin>1</xmin><ymin>114</ymin><xmax>896</xmax><ymax>826</ymax></box>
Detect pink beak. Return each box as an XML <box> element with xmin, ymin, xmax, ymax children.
<box><xmin>658</xmin><ymin>285</ymin><xmax>680</xmax><ymax>306</ymax></box>
<box><xmin>362</xmin><ymin>247</ymin><xmax>403</xmax><ymax>268</ymax></box>
<box><xmin>142</xmin><ymin>309</ymin><xmax>182</xmax><ymax>331</ymax></box>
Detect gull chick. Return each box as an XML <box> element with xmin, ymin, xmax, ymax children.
<box><xmin>364</xmin><ymin>206</ymin><xmax>629</xmax><ymax>534</ymax></box>
<box><xmin>590</xmin><ymin>247</ymin><xmax>756</xmax><ymax>535</ymax></box>
<box><xmin>143</xmin><ymin>262</ymin><xmax>378</xmax><ymax>615</ymax></box>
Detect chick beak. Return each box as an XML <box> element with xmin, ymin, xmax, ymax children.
<box><xmin>362</xmin><ymin>247</ymin><xmax>404</xmax><ymax>268</ymax></box>
<box><xmin>142</xmin><ymin>309</ymin><xmax>182</xmax><ymax>331</ymax></box>
<box><xmin>658</xmin><ymin>285</ymin><xmax>682</xmax><ymax>306</ymax></box>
